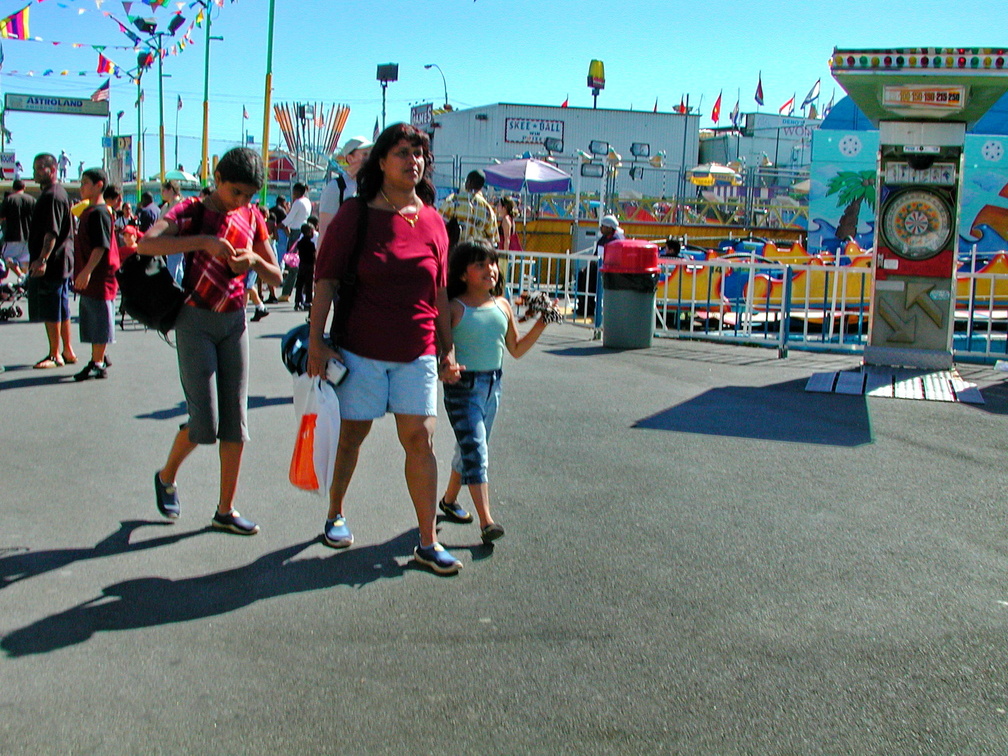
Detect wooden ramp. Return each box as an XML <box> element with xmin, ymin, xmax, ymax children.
<box><xmin>805</xmin><ymin>367</ymin><xmax>984</xmax><ymax>404</ymax></box>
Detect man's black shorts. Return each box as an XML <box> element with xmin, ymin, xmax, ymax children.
<box><xmin>27</xmin><ymin>277</ymin><xmax>71</xmax><ymax>323</ymax></box>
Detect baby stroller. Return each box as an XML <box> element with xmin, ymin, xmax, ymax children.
<box><xmin>0</xmin><ymin>259</ymin><xmax>25</xmax><ymax>321</ymax></box>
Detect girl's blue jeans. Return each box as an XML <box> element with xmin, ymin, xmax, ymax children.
<box><xmin>443</xmin><ymin>369</ymin><xmax>502</xmax><ymax>485</ymax></box>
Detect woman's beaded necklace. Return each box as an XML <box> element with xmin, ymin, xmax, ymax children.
<box><xmin>380</xmin><ymin>188</ymin><xmax>421</xmax><ymax>227</ymax></box>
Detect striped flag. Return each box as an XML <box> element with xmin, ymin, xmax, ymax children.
<box><xmin>779</xmin><ymin>94</ymin><xmax>795</xmax><ymax>116</ymax></box>
<box><xmin>91</xmin><ymin>79</ymin><xmax>110</xmax><ymax>102</ymax></box>
<box><xmin>802</xmin><ymin>78</ymin><xmax>821</xmax><ymax>108</ymax></box>
<box><xmin>754</xmin><ymin>72</ymin><xmax>764</xmax><ymax>106</ymax></box>
<box><xmin>730</xmin><ymin>98</ymin><xmax>740</xmax><ymax>128</ymax></box>
<box><xmin>97</xmin><ymin>53</ymin><xmax>114</xmax><ymax>74</ymax></box>
<box><xmin>177</xmin><ymin>94</ymin><xmax>183</xmax><ymax>110</ymax></box>
<box><xmin>0</xmin><ymin>4</ymin><xmax>29</xmax><ymax>40</ymax></box>
<box><xmin>242</xmin><ymin>105</ymin><xmax>249</xmax><ymax>120</ymax></box>
<box><xmin>372</xmin><ymin>117</ymin><xmax>380</xmax><ymax>141</ymax></box>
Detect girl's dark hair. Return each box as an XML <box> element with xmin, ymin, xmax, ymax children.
<box><xmin>215</xmin><ymin>146</ymin><xmax>264</xmax><ymax>189</ymax></box>
<box><xmin>498</xmin><ymin>195</ymin><xmax>515</xmax><ymax>217</ymax></box>
<box><xmin>357</xmin><ymin>123</ymin><xmax>435</xmax><ymax>205</ymax></box>
<box><xmin>447</xmin><ymin>240</ymin><xmax>502</xmax><ymax>300</ymax></box>
<box><xmin>162</xmin><ymin>179</ymin><xmax>181</xmax><ymax>193</ymax></box>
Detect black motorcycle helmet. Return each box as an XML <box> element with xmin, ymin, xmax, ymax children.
<box><xmin>280</xmin><ymin>323</ymin><xmax>311</xmax><ymax>375</ymax></box>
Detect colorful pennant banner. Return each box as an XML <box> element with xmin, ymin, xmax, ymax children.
<box><xmin>0</xmin><ymin>5</ymin><xmax>30</xmax><ymax>40</ymax></box>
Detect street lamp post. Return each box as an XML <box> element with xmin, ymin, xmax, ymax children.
<box><xmin>423</xmin><ymin>63</ymin><xmax>449</xmax><ymax>110</ymax></box>
<box><xmin>131</xmin><ymin>20</ymin><xmax>163</xmax><ymax>184</ymax></box>
<box><xmin>132</xmin><ymin>16</ymin><xmax>183</xmax><ymax>185</ymax></box>
<box><xmin>376</xmin><ymin>63</ymin><xmax>398</xmax><ymax>131</ymax></box>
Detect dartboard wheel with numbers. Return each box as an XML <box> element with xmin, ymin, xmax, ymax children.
<box><xmin>880</xmin><ymin>188</ymin><xmax>954</xmax><ymax>260</ymax></box>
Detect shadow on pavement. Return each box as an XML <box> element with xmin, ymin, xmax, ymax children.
<box><xmin>136</xmin><ymin>394</ymin><xmax>292</xmax><ymax>421</ymax></box>
<box><xmin>0</xmin><ymin>370</ymin><xmax>77</xmax><ymax>390</ymax></box>
<box><xmin>1</xmin><ymin>531</ymin><xmax>418</xmax><ymax>657</ymax></box>
<box><xmin>0</xmin><ymin>520</ymin><xmax>207</xmax><ymax>590</ymax></box>
<box><xmin>633</xmin><ymin>379</ymin><xmax>872</xmax><ymax>447</ymax></box>
<box><xmin>544</xmin><ymin>341</ymin><xmax>795</xmax><ymax>367</ymax></box>
<box><xmin>962</xmin><ymin>379</ymin><xmax>1008</xmax><ymax>416</ymax></box>
<box><xmin>544</xmin><ymin>345</ymin><xmax>611</xmax><ymax>358</ymax></box>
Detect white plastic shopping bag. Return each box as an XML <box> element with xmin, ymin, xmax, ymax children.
<box><xmin>290</xmin><ymin>375</ymin><xmax>340</xmax><ymax>494</ymax></box>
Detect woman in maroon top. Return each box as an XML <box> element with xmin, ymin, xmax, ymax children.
<box><xmin>308</xmin><ymin>123</ymin><xmax>464</xmax><ymax>575</ymax></box>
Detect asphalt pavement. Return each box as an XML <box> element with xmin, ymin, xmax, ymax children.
<box><xmin>3</xmin><ymin>303</ymin><xmax>1008</xmax><ymax>755</ymax></box>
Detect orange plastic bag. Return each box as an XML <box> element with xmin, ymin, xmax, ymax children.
<box><xmin>289</xmin><ymin>375</ymin><xmax>340</xmax><ymax>494</ymax></box>
<box><xmin>289</xmin><ymin>412</ymin><xmax>320</xmax><ymax>490</ymax></box>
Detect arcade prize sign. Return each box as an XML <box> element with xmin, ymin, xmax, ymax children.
<box><xmin>505</xmin><ymin>117</ymin><xmax>564</xmax><ymax>147</ymax></box>
<box><xmin>881</xmin><ymin>84</ymin><xmax>967</xmax><ymax>118</ymax></box>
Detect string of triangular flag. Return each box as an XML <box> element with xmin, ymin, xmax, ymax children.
<box><xmin>0</xmin><ymin>0</ymin><xmax>239</xmax><ymax>57</ymax></box>
<box><xmin>0</xmin><ymin>37</ymin><xmax>150</xmax><ymax>50</ymax></box>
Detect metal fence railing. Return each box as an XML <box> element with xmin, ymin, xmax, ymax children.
<box><xmin>502</xmin><ymin>248</ymin><xmax>1008</xmax><ymax>364</ymax></box>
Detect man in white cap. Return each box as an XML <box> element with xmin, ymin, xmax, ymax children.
<box><xmin>577</xmin><ymin>214</ymin><xmax>625</xmax><ymax>319</ymax></box>
<box><xmin>317</xmin><ymin>136</ymin><xmax>372</xmax><ymax>240</ymax></box>
<box><xmin>595</xmin><ymin>214</ymin><xmax>624</xmax><ymax>258</ymax></box>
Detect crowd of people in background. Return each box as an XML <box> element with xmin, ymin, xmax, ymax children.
<box><xmin>1</xmin><ymin>129</ymin><xmax>562</xmax><ymax>576</ymax></box>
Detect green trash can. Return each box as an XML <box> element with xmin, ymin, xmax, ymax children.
<box><xmin>601</xmin><ymin>239</ymin><xmax>660</xmax><ymax>349</ymax></box>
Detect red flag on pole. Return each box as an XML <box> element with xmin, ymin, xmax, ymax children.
<box><xmin>561</xmin><ymin>96</ymin><xmax>569</xmax><ymax>108</ymax></box>
<box><xmin>711</xmin><ymin>91</ymin><xmax>722</xmax><ymax>124</ymax></box>
<box><xmin>97</xmin><ymin>53</ymin><xmax>113</xmax><ymax>74</ymax></box>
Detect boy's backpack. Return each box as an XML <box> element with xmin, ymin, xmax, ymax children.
<box><xmin>115</xmin><ymin>253</ymin><xmax>185</xmax><ymax>334</ymax></box>
<box><xmin>336</xmin><ymin>173</ymin><xmax>347</xmax><ymax>205</ymax></box>
<box><xmin>115</xmin><ymin>200</ymin><xmax>204</xmax><ymax>335</ymax></box>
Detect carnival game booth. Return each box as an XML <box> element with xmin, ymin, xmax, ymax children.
<box><xmin>831</xmin><ymin>48</ymin><xmax>1008</xmax><ymax>369</ymax></box>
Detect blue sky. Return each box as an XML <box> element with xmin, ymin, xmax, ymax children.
<box><xmin>0</xmin><ymin>0</ymin><xmax>999</xmax><ymax>177</ymax></box>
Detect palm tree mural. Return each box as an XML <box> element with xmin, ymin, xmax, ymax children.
<box><xmin>826</xmin><ymin>170</ymin><xmax>877</xmax><ymax>241</ymax></box>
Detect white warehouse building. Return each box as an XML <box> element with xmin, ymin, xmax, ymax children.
<box><xmin>424</xmin><ymin>102</ymin><xmax>701</xmax><ymax>203</ymax></box>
